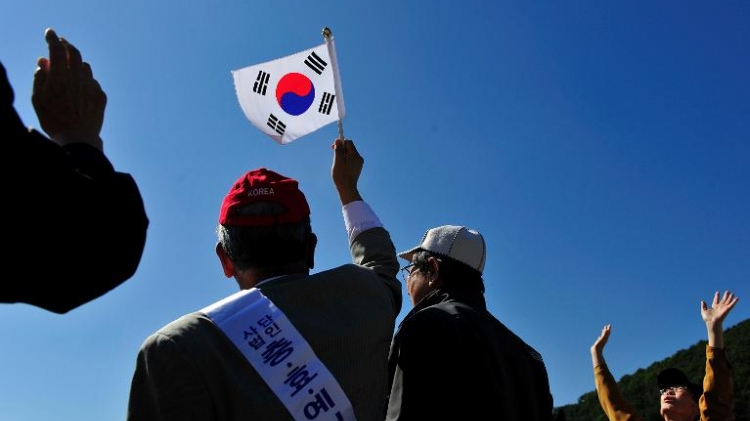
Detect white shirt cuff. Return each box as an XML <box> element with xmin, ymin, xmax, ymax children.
<box><xmin>342</xmin><ymin>201</ymin><xmax>382</xmax><ymax>244</ymax></box>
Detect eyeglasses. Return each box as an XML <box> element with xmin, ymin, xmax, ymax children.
<box><xmin>400</xmin><ymin>263</ymin><xmax>420</xmax><ymax>282</ymax></box>
<box><xmin>659</xmin><ymin>386</ymin><xmax>689</xmax><ymax>396</ymax></box>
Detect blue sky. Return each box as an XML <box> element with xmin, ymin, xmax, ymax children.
<box><xmin>1</xmin><ymin>1</ymin><xmax>748</xmax><ymax>420</ymax></box>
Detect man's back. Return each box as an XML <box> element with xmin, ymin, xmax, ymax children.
<box><xmin>387</xmin><ymin>289</ymin><xmax>553</xmax><ymax>421</ymax></box>
<box><xmin>128</xmin><ymin>227</ymin><xmax>400</xmax><ymax>421</ymax></box>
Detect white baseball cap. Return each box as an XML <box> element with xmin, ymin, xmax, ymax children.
<box><xmin>398</xmin><ymin>225</ymin><xmax>486</xmax><ymax>274</ymax></box>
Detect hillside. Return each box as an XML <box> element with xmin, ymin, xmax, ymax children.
<box><xmin>555</xmin><ymin>318</ymin><xmax>749</xmax><ymax>421</ymax></box>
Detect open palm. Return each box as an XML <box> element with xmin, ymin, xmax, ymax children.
<box><xmin>701</xmin><ymin>290</ymin><xmax>739</xmax><ymax>324</ymax></box>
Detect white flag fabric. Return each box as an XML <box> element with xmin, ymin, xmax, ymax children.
<box><xmin>232</xmin><ymin>38</ymin><xmax>345</xmax><ymax>145</ymax></box>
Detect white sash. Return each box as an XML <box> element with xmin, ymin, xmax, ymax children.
<box><xmin>202</xmin><ymin>288</ymin><xmax>357</xmax><ymax>421</ymax></box>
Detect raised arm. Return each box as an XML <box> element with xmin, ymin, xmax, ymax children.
<box><xmin>701</xmin><ymin>290</ymin><xmax>739</xmax><ymax>349</ymax></box>
<box><xmin>9</xmin><ymin>28</ymin><xmax>149</xmax><ymax>314</ymax></box>
<box><xmin>698</xmin><ymin>291</ymin><xmax>739</xmax><ymax>421</ymax></box>
<box><xmin>590</xmin><ymin>324</ymin><xmax>644</xmax><ymax>421</ymax></box>
<box><xmin>331</xmin><ymin>138</ymin><xmax>379</xmax><ymax>245</ymax></box>
<box><xmin>330</xmin><ymin>138</ymin><xmax>401</xmax><ymax>312</ymax></box>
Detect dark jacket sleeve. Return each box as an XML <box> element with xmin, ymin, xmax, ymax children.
<box><xmin>349</xmin><ymin>226</ymin><xmax>401</xmax><ymax>316</ymax></box>
<box><xmin>2</xmin><ymin>125</ymin><xmax>149</xmax><ymax>313</ymax></box>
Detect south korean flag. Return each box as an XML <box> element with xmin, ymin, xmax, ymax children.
<box><xmin>232</xmin><ymin>37</ymin><xmax>346</xmax><ymax>145</ymax></box>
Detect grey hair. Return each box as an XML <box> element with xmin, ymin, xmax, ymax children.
<box><xmin>411</xmin><ymin>249</ymin><xmax>485</xmax><ymax>293</ymax></box>
<box><xmin>216</xmin><ymin>202</ymin><xmax>312</xmax><ymax>271</ymax></box>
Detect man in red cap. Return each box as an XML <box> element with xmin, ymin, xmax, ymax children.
<box><xmin>590</xmin><ymin>290</ymin><xmax>740</xmax><ymax>421</ymax></box>
<box><xmin>127</xmin><ymin>139</ymin><xmax>402</xmax><ymax>421</ymax></box>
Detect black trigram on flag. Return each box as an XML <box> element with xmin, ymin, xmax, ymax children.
<box><xmin>318</xmin><ymin>92</ymin><xmax>336</xmax><ymax>115</ymax></box>
<box><xmin>267</xmin><ymin>114</ymin><xmax>286</xmax><ymax>136</ymax></box>
<box><xmin>304</xmin><ymin>51</ymin><xmax>328</xmax><ymax>75</ymax></box>
<box><xmin>253</xmin><ymin>71</ymin><xmax>270</xmax><ymax>95</ymax></box>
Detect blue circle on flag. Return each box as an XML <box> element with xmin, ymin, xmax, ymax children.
<box><xmin>276</xmin><ymin>73</ymin><xmax>315</xmax><ymax>116</ymax></box>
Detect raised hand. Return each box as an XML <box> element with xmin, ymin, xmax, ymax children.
<box><xmin>590</xmin><ymin>324</ymin><xmax>611</xmax><ymax>368</ymax></box>
<box><xmin>701</xmin><ymin>290</ymin><xmax>739</xmax><ymax>348</ymax></box>
<box><xmin>701</xmin><ymin>290</ymin><xmax>739</xmax><ymax>325</ymax></box>
<box><xmin>331</xmin><ymin>138</ymin><xmax>363</xmax><ymax>205</ymax></box>
<box><xmin>32</xmin><ymin>28</ymin><xmax>106</xmax><ymax>150</ymax></box>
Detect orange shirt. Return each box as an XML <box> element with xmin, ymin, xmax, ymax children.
<box><xmin>593</xmin><ymin>346</ymin><xmax>734</xmax><ymax>421</ymax></box>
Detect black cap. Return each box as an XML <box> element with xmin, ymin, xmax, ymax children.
<box><xmin>657</xmin><ymin>368</ymin><xmax>702</xmax><ymax>400</ymax></box>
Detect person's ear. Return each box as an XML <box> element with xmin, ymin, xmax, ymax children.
<box><xmin>427</xmin><ymin>257</ymin><xmax>442</xmax><ymax>287</ymax></box>
<box><xmin>215</xmin><ymin>242</ymin><xmax>235</xmax><ymax>278</ymax></box>
<box><xmin>306</xmin><ymin>233</ymin><xmax>318</xmax><ymax>269</ymax></box>
<box><xmin>429</xmin><ymin>257</ymin><xmax>440</xmax><ymax>275</ymax></box>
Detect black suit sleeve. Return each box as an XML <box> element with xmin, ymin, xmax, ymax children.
<box><xmin>1</xmin><ymin>60</ymin><xmax>149</xmax><ymax>313</ymax></box>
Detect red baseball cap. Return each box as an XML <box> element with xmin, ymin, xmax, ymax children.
<box><xmin>219</xmin><ymin>168</ymin><xmax>310</xmax><ymax>226</ymax></box>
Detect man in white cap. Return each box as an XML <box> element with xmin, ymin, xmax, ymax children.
<box><xmin>385</xmin><ymin>225</ymin><xmax>554</xmax><ymax>420</ymax></box>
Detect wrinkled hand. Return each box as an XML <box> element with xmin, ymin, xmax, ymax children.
<box><xmin>331</xmin><ymin>138</ymin><xmax>363</xmax><ymax>205</ymax></box>
<box><xmin>701</xmin><ymin>290</ymin><xmax>739</xmax><ymax>326</ymax></box>
<box><xmin>32</xmin><ymin>28</ymin><xmax>106</xmax><ymax>150</ymax></box>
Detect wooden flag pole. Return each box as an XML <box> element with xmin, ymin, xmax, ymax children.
<box><xmin>322</xmin><ymin>27</ymin><xmax>345</xmax><ymax>140</ymax></box>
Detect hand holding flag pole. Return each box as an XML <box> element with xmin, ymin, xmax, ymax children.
<box><xmin>232</xmin><ymin>27</ymin><xmax>346</xmax><ymax>145</ymax></box>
